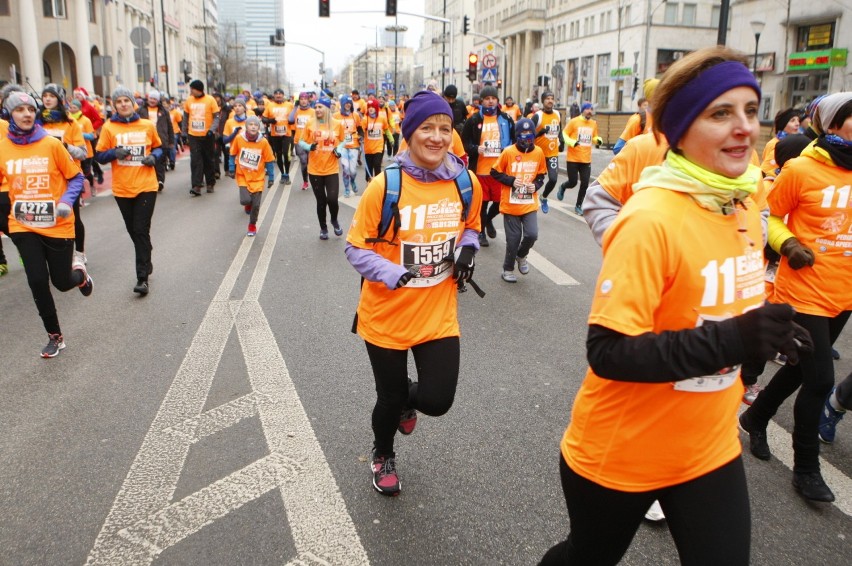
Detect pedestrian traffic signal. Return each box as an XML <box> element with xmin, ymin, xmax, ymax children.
<box><xmin>149</xmin><ymin>77</ymin><xmax>155</xmax><ymax>87</ymax></box>
<box><xmin>497</xmin><ymin>79</ymin><xmax>502</xmax><ymax>89</ymax></box>
<box><xmin>463</xmin><ymin>15</ymin><xmax>470</xmax><ymax>35</ymax></box>
<box><xmin>386</xmin><ymin>1</ymin><xmax>397</xmax><ymax>17</ymax></box>
<box><xmin>468</xmin><ymin>53</ymin><xmax>478</xmax><ymax>82</ymax></box>
<box><xmin>319</xmin><ymin>0</ymin><xmax>329</xmax><ymax>18</ymax></box>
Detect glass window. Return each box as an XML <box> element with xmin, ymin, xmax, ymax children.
<box><xmin>711</xmin><ymin>5</ymin><xmax>720</xmax><ymax>27</ymax></box>
<box><xmin>797</xmin><ymin>23</ymin><xmax>835</xmax><ymax>51</ymax></box>
<box><xmin>664</xmin><ymin>3</ymin><xmax>678</xmax><ymax>25</ymax></box>
<box><xmin>43</xmin><ymin>0</ymin><xmax>66</xmax><ymax>18</ymax></box>
<box><xmin>682</xmin><ymin>4</ymin><xmax>696</xmax><ymax>26</ymax></box>
<box><xmin>0</xmin><ymin>0</ymin><xmax>9</xmax><ymax>16</ymax></box>
<box><xmin>88</xmin><ymin>0</ymin><xmax>96</xmax><ymax>23</ymax></box>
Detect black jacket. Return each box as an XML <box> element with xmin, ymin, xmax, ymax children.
<box><xmin>138</xmin><ymin>103</ymin><xmax>175</xmax><ymax>148</ymax></box>
<box><xmin>461</xmin><ymin>110</ymin><xmax>516</xmax><ymax>173</ymax></box>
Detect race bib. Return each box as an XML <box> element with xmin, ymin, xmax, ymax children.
<box><xmin>191</xmin><ymin>119</ymin><xmax>205</xmax><ymax>131</ymax></box>
<box><xmin>344</xmin><ymin>132</ymin><xmax>354</xmax><ymax>143</ymax></box>
<box><xmin>577</xmin><ymin>128</ymin><xmax>593</xmax><ymax>146</ymax></box>
<box><xmin>673</xmin><ymin>366</ymin><xmax>740</xmax><ymax>393</ymax></box>
<box><xmin>238</xmin><ymin>148</ymin><xmax>262</xmax><ymax>170</ymax></box>
<box><xmin>367</xmin><ymin>128</ymin><xmax>382</xmax><ymax>140</ymax></box>
<box><xmin>400</xmin><ymin>236</ymin><xmax>456</xmax><ymax>288</ymax></box>
<box><xmin>43</xmin><ymin>128</ymin><xmax>65</xmax><ymax>140</ymax></box>
<box><xmin>509</xmin><ymin>185</ymin><xmax>535</xmax><ymax>204</ymax></box>
<box><xmin>544</xmin><ymin>124</ymin><xmax>559</xmax><ymax>139</ymax></box>
<box><xmin>296</xmin><ymin>116</ymin><xmax>309</xmax><ymax>128</ymax></box>
<box><xmin>483</xmin><ymin>139</ymin><xmax>502</xmax><ymax>157</ymax></box>
<box><xmin>13</xmin><ymin>199</ymin><xmax>56</xmax><ymax>228</ymax></box>
<box><xmin>118</xmin><ymin>144</ymin><xmax>146</xmax><ymax>166</ymax></box>
<box><xmin>274</xmin><ymin>124</ymin><xmax>288</xmax><ymax>135</ymax></box>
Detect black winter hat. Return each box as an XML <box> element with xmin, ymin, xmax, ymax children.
<box><xmin>774</xmin><ymin>107</ymin><xmax>801</xmax><ymax>134</ymax></box>
<box><xmin>189</xmin><ymin>79</ymin><xmax>204</xmax><ymax>92</ymax></box>
<box><xmin>480</xmin><ymin>86</ymin><xmax>498</xmax><ymax>100</ymax></box>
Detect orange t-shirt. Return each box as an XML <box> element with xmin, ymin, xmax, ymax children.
<box><xmin>563</xmin><ymin>116</ymin><xmax>599</xmax><ymax>164</ymax></box>
<box><xmin>493</xmin><ymin>144</ymin><xmax>547</xmax><ymax>216</ymax></box>
<box><xmin>230</xmin><ymin>134</ymin><xmax>274</xmax><ymax>192</ymax></box>
<box><xmin>96</xmin><ymin>118</ymin><xmax>162</xmax><ymax>197</ymax></box>
<box><xmin>563</xmin><ymin>187</ymin><xmax>764</xmax><ymax>491</ymax></box>
<box><xmin>0</xmin><ymin>118</ymin><xmax>9</xmax><ymax>137</ymax></box>
<box><xmin>305</xmin><ymin>119</ymin><xmax>344</xmax><ymax>176</ymax></box>
<box><xmin>183</xmin><ymin>94</ymin><xmax>219</xmax><ymax>137</ymax></box>
<box><xmin>170</xmin><ymin>108</ymin><xmax>183</xmax><ymax>135</ymax></box>
<box><xmin>760</xmin><ymin>136</ymin><xmax>780</xmax><ymax>178</ymax></box>
<box><xmin>768</xmin><ymin>149</ymin><xmax>852</xmax><ymax>317</ymax></box>
<box><xmin>388</xmin><ymin>110</ymin><xmax>401</xmax><ymax>134</ymax></box>
<box><xmin>223</xmin><ymin>116</ymin><xmax>247</xmax><ymax>139</ymax></box>
<box><xmin>475</xmin><ymin>114</ymin><xmax>504</xmax><ymax>176</ymax></box>
<box><xmin>397</xmin><ymin>129</ymin><xmax>466</xmax><ymax>159</ymax></box>
<box><xmin>42</xmin><ymin>120</ymin><xmax>85</xmax><ymax>163</ymax></box>
<box><xmin>334</xmin><ymin>112</ymin><xmax>362</xmax><ymax>149</ymax></box>
<box><xmin>291</xmin><ymin>107</ymin><xmax>316</xmax><ymax>143</ymax></box>
<box><xmin>533</xmin><ymin>109</ymin><xmax>562</xmax><ymax>158</ymax></box>
<box><xmin>363</xmin><ymin>114</ymin><xmax>390</xmax><ymax>155</ymax></box>
<box><xmin>1</xmin><ymin>135</ymin><xmax>82</xmax><ymax>238</ymax></box>
<box><xmin>75</xmin><ymin>114</ymin><xmax>95</xmax><ymax>158</ymax></box>
<box><xmin>619</xmin><ymin>111</ymin><xmax>653</xmax><ymax>142</ymax></box>
<box><xmin>347</xmin><ymin>171</ymin><xmax>482</xmax><ymax>349</ymax></box>
<box><xmin>263</xmin><ymin>100</ymin><xmax>294</xmax><ymax>137</ymax></box>
<box><xmin>353</xmin><ymin>98</ymin><xmax>368</xmax><ymax>118</ymax></box>
<box><xmin>502</xmin><ymin>104</ymin><xmax>522</xmax><ymax>121</ymax></box>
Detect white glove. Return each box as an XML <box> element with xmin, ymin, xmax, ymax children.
<box><xmin>56</xmin><ymin>202</ymin><xmax>72</xmax><ymax>218</ymax></box>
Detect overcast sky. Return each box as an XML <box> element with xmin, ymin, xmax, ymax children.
<box><xmin>281</xmin><ymin>1</ymin><xmax>425</xmax><ymax>90</ymax></box>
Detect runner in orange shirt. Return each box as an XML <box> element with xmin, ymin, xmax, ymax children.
<box><xmin>540</xmin><ymin>47</ymin><xmax>811</xmax><ymax>565</ymax></box>
<box><xmin>490</xmin><ymin>117</ymin><xmax>546</xmax><ymax>282</ymax></box>
<box><xmin>228</xmin><ymin>115</ymin><xmax>274</xmax><ymax>237</ymax></box>
<box><xmin>363</xmin><ymin>98</ymin><xmax>391</xmax><ymax>183</ymax></box>
<box><xmin>386</xmin><ymin>100</ymin><xmax>402</xmax><ymax>156</ymax></box>
<box><xmin>345</xmin><ymin>90</ymin><xmax>482</xmax><ymax>496</ymax></box>
<box><xmin>759</xmin><ymin>107</ymin><xmax>802</xmax><ymax>177</ymax></box>
<box><xmin>95</xmin><ymin>86</ymin><xmax>163</xmax><ymax>296</ymax></box>
<box><xmin>261</xmin><ymin>88</ymin><xmax>294</xmax><ymax>185</ymax></box>
<box><xmin>531</xmin><ymin>91</ymin><xmax>564</xmax><ymax>213</ymax></box>
<box><xmin>1</xmin><ymin>91</ymin><xmax>92</xmax><ymax>357</ymax></box>
<box><xmin>0</xmin><ymin>83</ymin><xmax>24</xmax><ymax>276</ymax></box>
<box><xmin>299</xmin><ymin>95</ymin><xmax>345</xmax><ymax>239</ymax></box>
<box><xmin>611</xmin><ymin>78</ymin><xmax>659</xmax><ymax>155</ymax></box>
<box><xmin>288</xmin><ymin>91</ymin><xmax>316</xmax><ymax>190</ymax></box>
<box><xmin>501</xmin><ymin>96</ymin><xmax>522</xmax><ymax>121</ymax></box>
<box><xmin>183</xmin><ymin>80</ymin><xmax>220</xmax><ymax>196</ymax></box>
<box><xmin>559</xmin><ymin>102</ymin><xmax>603</xmax><ymax>215</ymax></box>
<box><xmin>740</xmin><ymin>92</ymin><xmax>852</xmax><ymax>503</ymax></box>
<box><xmin>334</xmin><ymin>95</ymin><xmax>363</xmax><ymax>197</ymax></box>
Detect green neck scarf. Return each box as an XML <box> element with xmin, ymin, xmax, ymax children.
<box><xmin>633</xmin><ymin>151</ymin><xmax>760</xmax><ymax>214</ymax></box>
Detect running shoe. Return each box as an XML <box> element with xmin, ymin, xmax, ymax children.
<box><xmin>398</xmin><ymin>408</ymin><xmax>418</xmax><ymax>435</ymax></box>
<box><xmin>41</xmin><ymin>333</ymin><xmax>65</xmax><ymax>358</ymax></box>
<box><xmin>352</xmin><ymin>184</ymin><xmax>358</xmax><ymax>194</ymax></box>
<box><xmin>792</xmin><ymin>471</ymin><xmax>835</xmax><ymax>502</ymax></box>
<box><xmin>574</xmin><ymin>205</ymin><xmax>583</xmax><ymax>216</ymax></box>
<box><xmin>190</xmin><ymin>187</ymin><xmax>202</xmax><ymax>196</ymax></box>
<box><xmin>74</xmin><ymin>251</ymin><xmax>87</xmax><ymax>265</ymax></box>
<box><xmin>344</xmin><ymin>190</ymin><xmax>350</xmax><ymax>198</ymax></box>
<box><xmin>206</xmin><ymin>185</ymin><xmax>215</xmax><ymax>193</ymax></box>
<box><xmin>133</xmin><ymin>280</ymin><xmax>149</xmax><ymax>296</ymax></box>
<box><xmin>540</xmin><ymin>198</ymin><xmax>549</xmax><ymax>214</ymax></box>
<box><xmin>557</xmin><ymin>181</ymin><xmax>568</xmax><ymax>201</ymax></box>
<box><xmin>278</xmin><ymin>176</ymin><xmax>286</xmax><ymax>186</ymax></box>
<box><xmin>247</xmin><ymin>224</ymin><xmax>257</xmax><ymax>237</ymax></box>
<box><xmin>831</xmin><ymin>348</ymin><xmax>840</xmax><ymax>360</ymax></box>
<box><xmin>96</xmin><ymin>172</ymin><xmax>104</xmax><ymax>184</ymax></box>
<box><xmin>302</xmin><ymin>181</ymin><xmax>309</xmax><ymax>190</ymax></box>
<box><xmin>742</xmin><ymin>383</ymin><xmax>761</xmax><ymax>405</ymax></box>
<box><xmin>244</xmin><ymin>204</ymin><xmax>252</xmax><ymax>214</ymax></box>
<box><xmin>517</xmin><ymin>256</ymin><xmax>530</xmax><ymax>275</ymax></box>
<box><xmin>0</xmin><ymin>263</ymin><xmax>8</xmax><ymax>276</ymax></box>
<box><xmin>502</xmin><ymin>271</ymin><xmax>517</xmax><ymax>283</ymax></box>
<box><xmin>738</xmin><ymin>412</ymin><xmax>770</xmax><ymax>460</ymax></box>
<box><xmin>284</xmin><ymin>174</ymin><xmax>291</xmax><ymax>185</ymax></box>
<box><xmin>486</xmin><ymin>220</ymin><xmax>497</xmax><ymax>239</ymax></box>
<box><xmin>370</xmin><ymin>449</ymin><xmax>401</xmax><ymax>496</ymax></box>
<box><xmin>72</xmin><ymin>256</ymin><xmax>93</xmax><ymax>297</ymax></box>
<box><xmin>644</xmin><ymin>500</ymin><xmax>665</xmax><ymax>522</ymax></box>
<box><xmin>818</xmin><ymin>388</ymin><xmax>845</xmax><ymax>444</ymax></box>
<box><xmin>478</xmin><ymin>232</ymin><xmax>489</xmax><ymax>247</ymax></box>
<box><xmin>78</xmin><ymin>273</ymin><xmax>94</xmax><ymax>297</ymax></box>
<box><xmin>320</xmin><ymin>230</ymin><xmax>329</xmax><ymax>241</ymax></box>
<box><xmin>332</xmin><ymin>222</ymin><xmax>343</xmax><ymax>236</ymax></box>
<box><xmin>267</xmin><ymin>179</ymin><xmax>274</xmax><ymax>189</ymax></box>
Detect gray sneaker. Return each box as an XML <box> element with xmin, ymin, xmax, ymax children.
<box><xmin>501</xmin><ymin>271</ymin><xmax>517</xmax><ymax>283</ymax></box>
<box><xmin>517</xmin><ymin>256</ymin><xmax>529</xmax><ymax>275</ymax></box>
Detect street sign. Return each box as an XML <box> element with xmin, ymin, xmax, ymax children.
<box><xmin>385</xmin><ymin>72</ymin><xmax>392</xmax><ymax>80</ymax></box>
<box><xmin>480</xmin><ymin>68</ymin><xmax>498</xmax><ymax>82</ymax></box>
<box><xmin>482</xmin><ymin>53</ymin><xmax>497</xmax><ymax>69</ymax></box>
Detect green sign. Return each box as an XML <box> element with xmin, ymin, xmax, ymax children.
<box><xmin>788</xmin><ymin>48</ymin><xmax>848</xmax><ymax>71</ymax></box>
<box><xmin>610</xmin><ymin>67</ymin><xmax>633</xmax><ymax>78</ymax></box>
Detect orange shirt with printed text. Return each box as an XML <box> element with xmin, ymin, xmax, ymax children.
<box><xmin>230</xmin><ymin>133</ymin><xmax>274</xmax><ymax>192</ymax></box>
<box><xmin>475</xmin><ymin>114</ymin><xmax>503</xmax><ymax>176</ymax></box>
<box><xmin>183</xmin><ymin>95</ymin><xmax>219</xmax><ymax>137</ymax></box>
<box><xmin>564</xmin><ymin>116</ymin><xmax>599</xmax><ymax>164</ymax></box>
<box><xmin>305</xmin><ymin>120</ymin><xmax>344</xmax><ymax>176</ymax></box>
<box><xmin>291</xmin><ymin>107</ymin><xmax>316</xmax><ymax>143</ymax></box>
<box><xmin>534</xmin><ymin>109</ymin><xmax>562</xmax><ymax>158</ymax></box>
<box><xmin>263</xmin><ymin>100</ymin><xmax>294</xmax><ymax>137</ymax></box>
<box><xmin>493</xmin><ymin>144</ymin><xmax>547</xmax><ymax>216</ymax></box>
<box><xmin>41</xmin><ymin>120</ymin><xmax>85</xmax><ymax>164</ymax></box>
<box><xmin>364</xmin><ymin>114</ymin><xmax>390</xmax><ymax>155</ymax></box>
<box><xmin>96</xmin><ymin>118</ymin><xmax>162</xmax><ymax>197</ymax></box>
<box><xmin>334</xmin><ymin>112</ymin><xmax>362</xmax><ymax>149</ymax></box>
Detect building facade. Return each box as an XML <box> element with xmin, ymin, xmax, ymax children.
<box><xmin>416</xmin><ymin>0</ymin><xmax>476</xmax><ymax>96</ymax></box>
<box><xmin>218</xmin><ymin>0</ymin><xmax>282</xmax><ymax>93</ymax></box>
<box><xmin>0</xmin><ymin>0</ymin><xmax>214</xmax><ymax>99</ymax></box>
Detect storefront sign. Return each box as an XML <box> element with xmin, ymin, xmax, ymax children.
<box><xmin>609</xmin><ymin>67</ymin><xmax>632</xmax><ymax>78</ymax></box>
<box><xmin>788</xmin><ymin>48</ymin><xmax>847</xmax><ymax>71</ymax></box>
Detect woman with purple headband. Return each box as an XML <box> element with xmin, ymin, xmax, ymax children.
<box><xmin>540</xmin><ymin>47</ymin><xmax>812</xmax><ymax>565</ymax></box>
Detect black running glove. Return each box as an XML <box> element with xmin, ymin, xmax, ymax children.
<box><xmin>140</xmin><ymin>154</ymin><xmax>157</xmax><ymax>166</ymax></box>
<box><xmin>733</xmin><ymin>303</ymin><xmax>803</xmax><ymax>362</ymax></box>
<box><xmin>114</xmin><ymin>147</ymin><xmax>130</xmax><ymax>160</ymax></box>
<box><xmin>780</xmin><ymin>237</ymin><xmax>815</xmax><ymax>270</ymax></box>
<box><xmin>395</xmin><ymin>272</ymin><xmax>413</xmax><ymax>289</ymax></box>
<box><xmin>453</xmin><ymin>246</ymin><xmax>476</xmax><ymax>283</ymax></box>
<box><xmin>779</xmin><ymin>320</ymin><xmax>814</xmax><ymax>365</ymax></box>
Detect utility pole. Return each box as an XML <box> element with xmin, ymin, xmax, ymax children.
<box><xmin>160</xmin><ymin>0</ymin><xmax>170</xmax><ymax>93</ymax></box>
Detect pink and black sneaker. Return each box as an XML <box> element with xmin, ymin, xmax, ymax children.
<box><xmin>398</xmin><ymin>409</ymin><xmax>418</xmax><ymax>435</ymax></box>
<box><xmin>370</xmin><ymin>449</ymin><xmax>401</xmax><ymax>496</ymax></box>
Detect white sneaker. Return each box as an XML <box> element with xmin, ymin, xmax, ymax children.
<box><xmin>501</xmin><ymin>271</ymin><xmax>517</xmax><ymax>283</ymax></box>
<box><xmin>742</xmin><ymin>383</ymin><xmax>761</xmax><ymax>405</ymax></box>
<box><xmin>71</xmin><ymin>252</ymin><xmax>87</xmax><ymax>275</ymax></box>
<box><xmin>644</xmin><ymin>500</ymin><xmax>665</xmax><ymax>522</ymax></box>
<box><xmin>74</xmin><ymin>251</ymin><xmax>87</xmax><ymax>265</ymax></box>
<box><xmin>517</xmin><ymin>256</ymin><xmax>529</xmax><ymax>275</ymax></box>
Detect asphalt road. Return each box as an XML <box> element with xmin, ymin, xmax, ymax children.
<box><xmin>1</xmin><ymin>148</ymin><xmax>850</xmax><ymax>565</ymax></box>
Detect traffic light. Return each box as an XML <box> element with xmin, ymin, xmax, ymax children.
<box><xmin>467</xmin><ymin>53</ymin><xmax>478</xmax><ymax>82</ymax></box>
<box><xmin>319</xmin><ymin>0</ymin><xmax>329</xmax><ymax>18</ymax></box>
<box><xmin>633</xmin><ymin>76</ymin><xmax>639</xmax><ymax>95</ymax></box>
<box><xmin>463</xmin><ymin>15</ymin><xmax>470</xmax><ymax>35</ymax></box>
<box><xmin>386</xmin><ymin>1</ymin><xmax>397</xmax><ymax>17</ymax></box>
<box><xmin>576</xmin><ymin>81</ymin><xmax>581</xmax><ymax>92</ymax></box>
<box><xmin>149</xmin><ymin>77</ymin><xmax>155</xmax><ymax>87</ymax></box>
<box><xmin>497</xmin><ymin>79</ymin><xmax>502</xmax><ymax>89</ymax></box>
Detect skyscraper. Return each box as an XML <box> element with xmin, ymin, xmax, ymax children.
<box><xmin>218</xmin><ymin>0</ymin><xmax>283</xmax><ymax>90</ymax></box>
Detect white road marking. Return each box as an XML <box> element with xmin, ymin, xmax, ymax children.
<box><xmin>545</xmin><ymin>198</ymin><xmax>588</xmax><ymax>223</ymax></box>
<box><xmin>87</xmin><ymin>167</ymin><xmax>369</xmax><ymax>564</ymax></box>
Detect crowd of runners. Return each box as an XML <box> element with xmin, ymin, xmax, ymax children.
<box><xmin>2</xmin><ymin>42</ymin><xmax>851</xmax><ymax>564</ymax></box>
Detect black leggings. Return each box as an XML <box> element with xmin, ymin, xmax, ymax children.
<box><xmin>309</xmin><ymin>173</ymin><xmax>340</xmax><ymax>230</ymax></box>
<box><xmin>540</xmin><ymin>456</ymin><xmax>750</xmax><ymax>566</ymax></box>
<box><xmin>480</xmin><ymin>201</ymin><xmax>500</xmax><ymax>232</ymax></box>
<box><xmin>115</xmin><ymin>192</ymin><xmax>157</xmax><ymax>281</ymax></box>
<box><xmin>745</xmin><ymin>310</ymin><xmax>850</xmax><ymax>473</ymax></box>
<box><xmin>365</xmin><ymin>152</ymin><xmax>383</xmax><ymax>181</ymax></box>
<box><xmin>566</xmin><ymin>161</ymin><xmax>592</xmax><ymax>207</ymax></box>
<box><xmin>365</xmin><ymin>336</ymin><xmax>460</xmax><ymax>456</ymax></box>
<box><xmin>269</xmin><ymin>135</ymin><xmax>292</xmax><ymax>174</ymax></box>
<box><xmin>0</xmin><ymin>191</ymin><xmax>9</xmax><ymax>264</ymax></box>
<box><xmin>73</xmin><ymin>196</ymin><xmax>85</xmax><ymax>253</ymax></box>
<box><xmin>540</xmin><ymin>156</ymin><xmax>559</xmax><ymax>199</ymax></box>
<box><xmin>10</xmin><ymin>231</ymin><xmax>84</xmax><ymax>335</ymax></box>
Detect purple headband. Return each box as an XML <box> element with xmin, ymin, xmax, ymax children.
<box><xmin>401</xmin><ymin>90</ymin><xmax>453</xmax><ymax>142</ymax></box>
<box><xmin>659</xmin><ymin>61</ymin><xmax>761</xmax><ymax>150</ymax></box>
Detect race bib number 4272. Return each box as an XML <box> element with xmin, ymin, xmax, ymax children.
<box><xmin>14</xmin><ymin>200</ymin><xmax>56</xmax><ymax>228</ymax></box>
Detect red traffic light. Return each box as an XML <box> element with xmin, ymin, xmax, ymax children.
<box><xmin>468</xmin><ymin>53</ymin><xmax>478</xmax><ymax>65</ymax></box>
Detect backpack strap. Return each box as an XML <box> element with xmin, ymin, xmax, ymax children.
<box><xmin>453</xmin><ymin>169</ymin><xmax>473</xmax><ymax>223</ymax></box>
<box><xmin>365</xmin><ymin>163</ymin><xmax>402</xmax><ymax>245</ymax></box>
<box><xmin>639</xmin><ymin>110</ymin><xmax>647</xmax><ymax>133</ymax></box>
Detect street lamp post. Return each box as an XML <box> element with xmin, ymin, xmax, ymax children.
<box><xmin>386</xmin><ymin>18</ymin><xmax>408</xmax><ymax>98</ymax></box>
<box><xmin>642</xmin><ymin>0</ymin><xmax>668</xmax><ymax>82</ymax></box>
<box><xmin>750</xmin><ymin>20</ymin><xmax>765</xmax><ymax>78</ymax></box>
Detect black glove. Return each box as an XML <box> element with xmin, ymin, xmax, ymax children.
<box><xmin>261</xmin><ymin>116</ymin><xmax>276</xmax><ymax>125</ymax></box>
<box><xmin>453</xmin><ymin>246</ymin><xmax>476</xmax><ymax>283</ymax></box>
<box><xmin>395</xmin><ymin>272</ymin><xmax>413</xmax><ymax>289</ymax></box>
<box><xmin>310</xmin><ymin>143</ymin><xmax>318</xmax><ymax>151</ymax></box>
<box><xmin>233</xmin><ymin>127</ymin><xmax>243</xmax><ymax>136</ymax></box>
<box><xmin>778</xmin><ymin>320</ymin><xmax>814</xmax><ymax>365</ymax></box>
<box><xmin>140</xmin><ymin>154</ymin><xmax>157</xmax><ymax>166</ymax></box>
<box><xmin>780</xmin><ymin>237</ymin><xmax>815</xmax><ymax>270</ymax></box>
<box><xmin>114</xmin><ymin>147</ymin><xmax>130</xmax><ymax>160</ymax></box>
<box><xmin>206</xmin><ymin>130</ymin><xmax>216</xmax><ymax>139</ymax></box>
<box><xmin>734</xmin><ymin>303</ymin><xmax>800</xmax><ymax>362</ymax></box>
<box><xmin>333</xmin><ymin>149</ymin><xmax>341</xmax><ymax>158</ymax></box>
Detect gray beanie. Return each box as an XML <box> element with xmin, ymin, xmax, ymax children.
<box><xmin>480</xmin><ymin>86</ymin><xmax>499</xmax><ymax>100</ymax></box>
<box><xmin>0</xmin><ymin>83</ymin><xmax>24</xmax><ymax>103</ymax></box>
<box><xmin>4</xmin><ymin>90</ymin><xmax>38</xmax><ymax>115</ymax></box>
<box><xmin>245</xmin><ymin>115</ymin><xmax>262</xmax><ymax>127</ymax></box>
<box><xmin>147</xmin><ymin>89</ymin><xmax>161</xmax><ymax>101</ymax></box>
<box><xmin>112</xmin><ymin>86</ymin><xmax>135</xmax><ymax>102</ymax></box>
<box><xmin>813</xmin><ymin>92</ymin><xmax>852</xmax><ymax>135</ymax></box>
